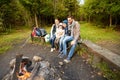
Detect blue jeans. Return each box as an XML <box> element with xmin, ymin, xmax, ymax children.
<box><xmin>62</xmin><ymin>36</ymin><xmax>77</xmax><ymax>60</ymax></box>
<box><xmin>59</xmin><ymin>36</ymin><xmax>65</xmax><ymax>52</ymax></box>
<box><xmin>50</xmin><ymin>35</ymin><xmax>56</xmax><ymax>48</ymax></box>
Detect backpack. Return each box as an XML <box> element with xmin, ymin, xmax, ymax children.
<box><xmin>31</xmin><ymin>27</ymin><xmax>47</xmax><ymax>37</ymax></box>
<box><xmin>40</xmin><ymin>28</ymin><xmax>47</xmax><ymax>37</ymax></box>
<box><xmin>35</xmin><ymin>28</ymin><xmax>42</xmax><ymax>36</ymax></box>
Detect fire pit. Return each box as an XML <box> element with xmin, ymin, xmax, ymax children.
<box><xmin>2</xmin><ymin>55</ymin><xmax>59</xmax><ymax>80</ymax></box>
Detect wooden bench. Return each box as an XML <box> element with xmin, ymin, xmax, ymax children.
<box><xmin>82</xmin><ymin>40</ymin><xmax>120</xmax><ymax>70</ymax></box>
<box><xmin>31</xmin><ymin>33</ymin><xmax>45</xmax><ymax>43</ymax></box>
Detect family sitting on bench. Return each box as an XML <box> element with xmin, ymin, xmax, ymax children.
<box><xmin>50</xmin><ymin>16</ymin><xmax>80</xmax><ymax>63</ymax></box>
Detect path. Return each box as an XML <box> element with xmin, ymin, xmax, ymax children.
<box><xmin>0</xmin><ymin>40</ymin><xmax>106</xmax><ymax>80</ymax></box>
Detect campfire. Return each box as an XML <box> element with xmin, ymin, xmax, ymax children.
<box><xmin>2</xmin><ymin>55</ymin><xmax>63</xmax><ymax>80</ymax></box>
<box><xmin>2</xmin><ymin>55</ymin><xmax>48</xmax><ymax>80</ymax></box>
<box><xmin>17</xmin><ymin>71</ymin><xmax>31</xmax><ymax>80</ymax></box>
<box><xmin>17</xmin><ymin>58</ymin><xmax>32</xmax><ymax>80</ymax></box>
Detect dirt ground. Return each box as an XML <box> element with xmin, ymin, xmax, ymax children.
<box><xmin>0</xmin><ymin>40</ymin><xmax>107</xmax><ymax>80</ymax></box>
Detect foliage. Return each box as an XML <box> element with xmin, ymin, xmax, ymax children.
<box><xmin>0</xmin><ymin>0</ymin><xmax>30</xmax><ymax>32</ymax></box>
<box><xmin>0</xmin><ymin>0</ymin><xmax>80</xmax><ymax>33</ymax></box>
<box><xmin>80</xmin><ymin>0</ymin><xmax>120</xmax><ymax>27</ymax></box>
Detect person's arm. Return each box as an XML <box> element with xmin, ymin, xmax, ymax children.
<box><xmin>74</xmin><ymin>22</ymin><xmax>80</xmax><ymax>42</ymax></box>
<box><xmin>71</xmin><ymin>22</ymin><xmax>80</xmax><ymax>45</ymax></box>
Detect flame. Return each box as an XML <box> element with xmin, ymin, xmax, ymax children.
<box><xmin>17</xmin><ymin>62</ymin><xmax>31</xmax><ymax>80</ymax></box>
<box><xmin>17</xmin><ymin>71</ymin><xmax>31</xmax><ymax>80</ymax></box>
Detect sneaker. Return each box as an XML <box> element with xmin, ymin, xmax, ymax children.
<box><xmin>53</xmin><ymin>48</ymin><xmax>56</xmax><ymax>50</ymax></box>
<box><xmin>50</xmin><ymin>48</ymin><xmax>54</xmax><ymax>52</ymax></box>
<box><xmin>64</xmin><ymin>58</ymin><xmax>70</xmax><ymax>63</ymax></box>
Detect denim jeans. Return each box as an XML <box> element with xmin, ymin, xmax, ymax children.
<box><xmin>59</xmin><ymin>36</ymin><xmax>65</xmax><ymax>52</ymax></box>
<box><xmin>62</xmin><ymin>36</ymin><xmax>77</xmax><ymax>60</ymax></box>
<box><xmin>50</xmin><ymin>35</ymin><xmax>56</xmax><ymax>48</ymax></box>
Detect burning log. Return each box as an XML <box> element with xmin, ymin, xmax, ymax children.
<box><xmin>2</xmin><ymin>55</ymin><xmax>58</xmax><ymax>80</ymax></box>
<box><xmin>13</xmin><ymin>54</ymin><xmax>23</xmax><ymax>80</ymax></box>
<box><xmin>17</xmin><ymin>58</ymin><xmax>32</xmax><ymax>80</ymax></box>
<box><xmin>28</xmin><ymin>56</ymin><xmax>42</xmax><ymax>80</ymax></box>
<box><xmin>28</xmin><ymin>62</ymin><xmax>40</xmax><ymax>80</ymax></box>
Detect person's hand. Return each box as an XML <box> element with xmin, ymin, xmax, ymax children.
<box><xmin>71</xmin><ymin>40</ymin><xmax>75</xmax><ymax>45</ymax></box>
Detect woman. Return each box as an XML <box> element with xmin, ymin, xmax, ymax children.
<box><xmin>50</xmin><ymin>18</ymin><xmax>60</xmax><ymax>52</ymax></box>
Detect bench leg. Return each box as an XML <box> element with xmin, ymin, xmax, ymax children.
<box><xmin>31</xmin><ymin>33</ymin><xmax>34</xmax><ymax>43</ymax></box>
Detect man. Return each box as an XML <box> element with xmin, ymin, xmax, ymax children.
<box><xmin>59</xmin><ymin>16</ymin><xmax>80</xmax><ymax>63</ymax></box>
<box><xmin>50</xmin><ymin>18</ymin><xmax>60</xmax><ymax>52</ymax></box>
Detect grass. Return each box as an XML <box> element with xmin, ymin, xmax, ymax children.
<box><xmin>44</xmin><ymin>25</ymin><xmax>51</xmax><ymax>34</ymax></box>
<box><xmin>0</xmin><ymin>22</ymin><xmax>120</xmax><ymax>54</ymax></box>
<box><xmin>80</xmin><ymin>22</ymin><xmax>120</xmax><ymax>43</ymax></box>
<box><xmin>0</xmin><ymin>27</ymin><xmax>31</xmax><ymax>54</ymax></box>
<box><xmin>96</xmin><ymin>62</ymin><xmax>120</xmax><ymax>80</ymax></box>
<box><xmin>79</xmin><ymin>22</ymin><xmax>120</xmax><ymax>80</ymax></box>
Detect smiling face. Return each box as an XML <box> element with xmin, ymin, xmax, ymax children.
<box><xmin>68</xmin><ymin>17</ymin><xmax>73</xmax><ymax>25</ymax></box>
<box><xmin>55</xmin><ymin>19</ymin><xmax>59</xmax><ymax>25</ymax></box>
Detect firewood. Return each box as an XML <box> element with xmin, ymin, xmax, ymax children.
<box><xmin>28</xmin><ymin>62</ymin><xmax>40</xmax><ymax>80</ymax></box>
<box><xmin>12</xmin><ymin>54</ymin><xmax>23</xmax><ymax>80</ymax></box>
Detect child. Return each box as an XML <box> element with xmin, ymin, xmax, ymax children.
<box><xmin>55</xmin><ymin>23</ymin><xmax>65</xmax><ymax>41</ymax></box>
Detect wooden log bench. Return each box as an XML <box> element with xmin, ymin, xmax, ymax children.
<box><xmin>82</xmin><ymin>40</ymin><xmax>120</xmax><ymax>70</ymax></box>
<box><xmin>31</xmin><ymin>33</ymin><xmax>45</xmax><ymax>44</ymax></box>
<box><xmin>30</xmin><ymin>27</ymin><xmax>47</xmax><ymax>44</ymax></box>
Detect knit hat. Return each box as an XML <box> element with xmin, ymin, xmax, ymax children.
<box><xmin>62</xmin><ymin>20</ymin><xmax>68</xmax><ymax>25</ymax></box>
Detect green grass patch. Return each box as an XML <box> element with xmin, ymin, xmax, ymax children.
<box><xmin>0</xmin><ymin>46</ymin><xmax>12</xmax><ymax>54</ymax></box>
<box><xmin>96</xmin><ymin>62</ymin><xmax>120</xmax><ymax>80</ymax></box>
<box><xmin>0</xmin><ymin>27</ymin><xmax>30</xmax><ymax>54</ymax></box>
<box><xmin>44</xmin><ymin>25</ymin><xmax>51</xmax><ymax>34</ymax></box>
<box><xmin>80</xmin><ymin>22</ymin><xmax>120</xmax><ymax>43</ymax></box>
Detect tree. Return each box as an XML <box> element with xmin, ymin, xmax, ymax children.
<box><xmin>80</xmin><ymin>0</ymin><xmax>120</xmax><ymax>27</ymax></box>
<box><xmin>0</xmin><ymin>0</ymin><xmax>80</xmax><ymax>32</ymax></box>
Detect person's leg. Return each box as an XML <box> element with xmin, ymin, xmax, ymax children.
<box><xmin>50</xmin><ymin>35</ymin><xmax>56</xmax><ymax>52</ymax></box>
<box><xmin>58</xmin><ymin>36</ymin><xmax>65</xmax><ymax>57</ymax></box>
<box><xmin>67</xmin><ymin>43</ymin><xmax>77</xmax><ymax>59</ymax></box>
<box><xmin>59</xmin><ymin>36</ymin><xmax>64</xmax><ymax>52</ymax></box>
<box><xmin>64</xmin><ymin>42</ymin><xmax>77</xmax><ymax>63</ymax></box>
<box><xmin>59</xmin><ymin>36</ymin><xmax>73</xmax><ymax>58</ymax></box>
<box><xmin>50</xmin><ymin>35</ymin><xmax>56</xmax><ymax>48</ymax></box>
<box><xmin>52</xmin><ymin>35</ymin><xmax>56</xmax><ymax>48</ymax></box>
<box><xmin>50</xmin><ymin>38</ymin><xmax>52</xmax><ymax>47</ymax></box>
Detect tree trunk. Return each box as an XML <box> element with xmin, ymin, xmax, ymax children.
<box><xmin>115</xmin><ymin>16</ymin><xmax>118</xmax><ymax>27</ymax></box>
<box><xmin>88</xmin><ymin>15</ymin><xmax>91</xmax><ymax>22</ymax></box>
<box><xmin>109</xmin><ymin>14</ymin><xmax>112</xmax><ymax>27</ymax></box>
<box><xmin>35</xmin><ymin>13</ymin><xmax>38</xmax><ymax>27</ymax></box>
